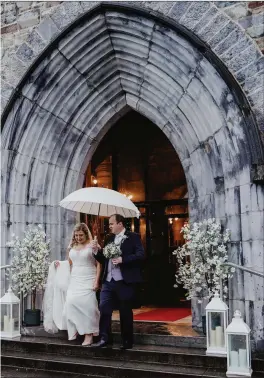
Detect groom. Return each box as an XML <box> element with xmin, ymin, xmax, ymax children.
<box><xmin>92</xmin><ymin>214</ymin><xmax>145</xmax><ymax>349</ymax></box>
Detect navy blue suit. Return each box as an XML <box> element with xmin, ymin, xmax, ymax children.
<box><xmin>94</xmin><ymin>231</ymin><xmax>145</xmax><ymax>345</ymax></box>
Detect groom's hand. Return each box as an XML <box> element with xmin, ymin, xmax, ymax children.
<box><xmin>112</xmin><ymin>257</ymin><xmax>122</xmax><ymax>265</ymax></box>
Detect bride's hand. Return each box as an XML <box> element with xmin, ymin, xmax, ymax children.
<box><xmin>54</xmin><ymin>260</ymin><xmax>60</xmax><ymax>268</ymax></box>
<box><xmin>93</xmin><ymin>280</ymin><xmax>100</xmax><ymax>291</ymax></box>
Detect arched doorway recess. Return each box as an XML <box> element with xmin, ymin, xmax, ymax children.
<box><xmin>84</xmin><ymin>110</ymin><xmax>189</xmax><ymax>307</ymax></box>
<box><xmin>2</xmin><ymin>4</ymin><xmax>263</xmax><ymax>344</ymax></box>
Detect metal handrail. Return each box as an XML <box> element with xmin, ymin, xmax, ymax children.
<box><xmin>223</xmin><ymin>262</ymin><xmax>264</xmax><ymax>278</ymax></box>
<box><xmin>0</xmin><ymin>265</ymin><xmax>11</xmax><ymax>270</ymax></box>
<box><xmin>220</xmin><ymin>262</ymin><xmax>264</xmax><ymax>300</ymax></box>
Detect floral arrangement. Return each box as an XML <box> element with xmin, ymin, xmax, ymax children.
<box><xmin>103</xmin><ymin>242</ymin><xmax>122</xmax><ymax>259</ymax></box>
<box><xmin>7</xmin><ymin>224</ymin><xmax>50</xmax><ymax>310</ymax></box>
<box><xmin>173</xmin><ymin>218</ymin><xmax>235</xmax><ymax>302</ymax></box>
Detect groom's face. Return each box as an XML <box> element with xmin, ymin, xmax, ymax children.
<box><xmin>109</xmin><ymin>215</ymin><xmax>123</xmax><ymax>235</ymax></box>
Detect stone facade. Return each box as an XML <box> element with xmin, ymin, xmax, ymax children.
<box><xmin>1</xmin><ymin>2</ymin><xmax>264</xmax><ymax>348</ymax></box>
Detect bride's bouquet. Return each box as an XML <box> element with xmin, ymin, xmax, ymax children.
<box><xmin>103</xmin><ymin>242</ymin><xmax>122</xmax><ymax>259</ymax></box>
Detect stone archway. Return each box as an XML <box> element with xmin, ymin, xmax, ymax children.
<box><xmin>2</xmin><ymin>3</ymin><xmax>264</xmax><ymax>346</ymax></box>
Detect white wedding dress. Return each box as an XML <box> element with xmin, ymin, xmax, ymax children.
<box><xmin>43</xmin><ymin>245</ymin><xmax>99</xmax><ymax>340</ymax></box>
<box><xmin>65</xmin><ymin>246</ymin><xmax>100</xmax><ymax>339</ymax></box>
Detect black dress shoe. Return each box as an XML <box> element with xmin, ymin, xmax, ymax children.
<box><xmin>119</xmin><ymin>343</ymin><xmax>133</xmax><ymax>350</ymax></box>
<box><xmin>92</xmin><ymin>339</ymin><xmax>111</xmax><ymax>348</ymax></box>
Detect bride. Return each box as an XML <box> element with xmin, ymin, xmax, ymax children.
<box><xmin>43</xmin><ymin>223</ymin><xmax>101</xmax><ymax>346</ymax></box>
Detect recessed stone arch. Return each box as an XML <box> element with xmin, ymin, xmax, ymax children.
<box><xmin>2</xmin><ymin>3</ymin><xmax>264</xmax><ymax>346</ymax></box>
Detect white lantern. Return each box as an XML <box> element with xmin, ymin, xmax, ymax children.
<box><xmin>206</xmin><ymin>292</ymin><xmax>228</xmax><ymax>356</ymax></box>
<box><xmin>226</xmin><ymin>310</ymin><xmax>252</xmax><ymax>377</ymax></box>
<box><xmin>0</xmin><ymin>287</ymin><xmax>21</xmax><ymax>339</ymax></box>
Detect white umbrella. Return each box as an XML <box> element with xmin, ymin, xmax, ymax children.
<box><xmin>59</xmin><ymin>187</ymin><xmax>140</xmax><ymax>218</ymax></box>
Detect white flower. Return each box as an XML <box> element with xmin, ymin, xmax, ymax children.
<box><xmin>173</xmin><ymin>218</ymin><xmax>233</xmax><ymax>301</ymax></box>
<box><xmin>103</xmin><ymin>243</ymin><xmax>122</xmax><ymax>259</ymax></box>
<box><xmin>7</xmin><ymin>225</ymin><xmax>50</xmax><ymax>297</ymax></box>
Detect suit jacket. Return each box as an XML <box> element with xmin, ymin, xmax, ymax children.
<box><xmin>94</xmin><ymin>231</ymin><xmax>145</xmax><ymax>284</ymax></box>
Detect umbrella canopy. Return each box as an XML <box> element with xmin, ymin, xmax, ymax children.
<box><xmin>59</xmin><ymin>187</ymin><xmax>140</xmax><ymax>218</ymax></box>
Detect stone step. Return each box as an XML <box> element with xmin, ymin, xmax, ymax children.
<box><xmin>21</xmin><ymin>323</ymin><xmax>207</xmax><ymax>349</ymax></box>
<box><xmin>1</xmin><ymin>365</ymin><xmax>105</xmax><ymax>378</ymax></box>
<box><xmin>1</xmin><ymin>351</ymin><xmax>229</xmax><ymax>378</ymax></box>
<box><xmin>1</xmin><ymin>338</ymin><xmax>225</xmax><ymax>370</ymax></box>
<box><xmin>2</xmin><ymin>338</ymin><xmax>264</xmax><ymax>375</ymax></box>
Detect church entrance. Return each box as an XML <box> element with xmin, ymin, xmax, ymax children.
<box><xmin>83</xmin><ymin>110</ymin><xmax>190</xmax><ymax>310</ymax></box>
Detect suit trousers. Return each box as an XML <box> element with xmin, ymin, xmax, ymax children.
<box><xmin>99</xmin><ymin>279</ymin><xmax>135</xmax><ymax>345</ymax></box>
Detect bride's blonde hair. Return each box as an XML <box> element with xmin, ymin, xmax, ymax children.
<box><xmin>69</xmin><ymin>223</ymin><xmax>93</xmax><ymax>248</ymax></box>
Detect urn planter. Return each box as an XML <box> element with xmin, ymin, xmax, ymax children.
<box><xmin>24</xmin><ymin>309</ymin><xmax>41</xmax><ymax>326</ymax></box>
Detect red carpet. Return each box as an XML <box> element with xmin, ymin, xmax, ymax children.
<box><xmin>134</xmin><ymin>308</ymin><xmax>191</xmax><ymax>322</ymax></box>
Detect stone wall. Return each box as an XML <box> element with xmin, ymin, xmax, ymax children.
<box><xmin>1</xmin><ymin>1</ymin><xmax>264</xmax><ymax>113</ymax></box>
<box><xmin>215</xmin><ymin>1</ymin><xmax>264</xmax><ymax>52</ymax></box>
<box><xmin>1</xmin><ymin>1</ymin><xmax>264</xmax><ymax>348</ymax></box>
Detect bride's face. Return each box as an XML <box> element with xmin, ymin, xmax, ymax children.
<box><xmin>74</xmin><ymin>231</ymin><xmax>87</xmax><ymax>244</ymax></box>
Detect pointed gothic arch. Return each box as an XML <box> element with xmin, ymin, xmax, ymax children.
<box><xmin>2</xmin><ymin>3</ymin><xmax>263</xmax><ymax>346</ymax></box>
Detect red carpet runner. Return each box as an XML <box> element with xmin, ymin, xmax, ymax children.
<box><xmin>134</xmin><ymin>308</ymin><xmax>191</xmax><ymax>322</ymax></box>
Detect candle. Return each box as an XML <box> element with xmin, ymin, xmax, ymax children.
<box><xmin>230</xmin><ymin>350</ymin><xmax>239</xmax><ymax>368</ymax></box>
<box><xmin>210</xmin><ymin>329</ymin><xmax>216</xmax><ymax>346</ymax></box>
<box><xmin>239</xmin><ymin>349</ymin><xmax>247</xmax><ymax>368</ymax></box>
<box><xmin>9</xmin><ymin>318</ymin><xmax>15</xmax><ymax>332</ymax></box>
<box><xmin>215</xmin><ymin>326</ymin><xmax>223</xmax><ymax>347</ymax></box>
<box><xmin>4</xmin><ymin>315</ymin><xmax>10</xmax><ymax>332</ymax></box>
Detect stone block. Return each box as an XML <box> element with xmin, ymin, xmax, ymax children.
<box><xmin>238</xmin><ymin>12</ymin><xmax>263</xmax><ymax>29</ymax></box>
<box><xmin>251</xmin><ymin>4</ymin><xmax>264</xmax><ymax>15</ymax></box>
<box><xmin>192</xmin><ymin>6</ymin><xmax>219</xmax><ymax>35</ymax></box>
<box><xmin>248</xmin><ymin>1</ymin><xmax>264</xmax><ymax>10</ymax></box>
<box><xmin>80</xmin><ymin>1</ymin><xmax>99</xmax><ymax>11</ymax></box>
<box><xmin>247</xmin><ymin>23</ymin><xmax>264</xmax><ymax>38</ymax></box>
<box><xmin>179</xmin><ymin>1</ymin><xmax>211</xmax><ymax>31</ymax></box>
<box><xmin>226</xmin><ymin>214</ymin><xmax>242</xmax><ymax>242</ymax></box>
<box><xmin>240</xmin><ymin>183</ymin><xmax>251</xmax><ymax>213</ymax></box>
<box><xmin>229</xmin><ymin>270</ymin><xmax>245</xmax><ymax>301</ymax></box>
<box><xmin>256</xmin><ymin>36</ymin><xmax>264</xmax><ymax>50</ymax></box>
<box><xmin>241</xmin><ymin>71</ymin><xmax>264</xmax><ymax>95</ymax></box>
<box><xmin>37</xmin><ymin>16</ymin><xmax>59</xmax><ymax>42</ymax></box>
<box><xmin>235</xmin><ymin>56</ymin><xmax>264</xmax><ymax>83</ymax></box>
<box><xmin>208</xmin><ymin>21</ymin><xmax>237</xmax><ymax>48</ymax></box>
<box><xmin>214</xmin><ymin>25</ymin><xmax>249</xmax><ymax>56</ymax></box>
<box><xmin>16</xmin><ymin>2</ymin><xmax>32</xmax><ymax>12</ymax></box>
<box><xmin>45</xmin><ymin>1</ymin><xmax>61</xmax><ymax>8</ymax></box>
<box><xmin>5</xmin><ymin>2</ymin><xmax>16</xmax><ymax>13</ymax></box>
<box><xmin>50</xmin><ymin>2</ymin><xmax>83</xmax><ymax>30</ymax></box>
<box><xmin>225</xmin><ymin>186</ymin><xmax>241</xmax><ymax>216</ymax></box>
<box><xmin>5</xmin><ymin>12</ymin><xmax>16</xmax><ymax>24</ymax></box>
<box><xmin>229</xmin><ymin>44</ymin><xmax>262</xmax><ymax>74</ymax></box>
<box><xmin>16</xmin><ymin>42</ymin><xmax>36</xmax><ymax>64</ymax></box>
<box><xmin>17</xmin><ymin>9</ymin><xmax>39</xmax><ymax>29</ymax></box>
<box><xmin>140</xmin><ymin>1</ymin><xmax>173</xmax><ymax>16</ymax></box>
<box><xmin>1</xmin><ymin>80</ymin><xmax>14</xmax><ymax>101</ymax></box>
<box><xmin>251</xmin><ymin>184</ymin><xmax>264</xmax><ymax>212</ymax></box>
<box><xmin>241</xmin><ymin>211</ymin><xmax>264</xmax><ymax>242</ymax></box>
<box><xmin>1</xmin><ymin>48</ymin><xmax>28</xmax><ymax>86</ymax></box>
<box><xmin>168</xmin><ymin>1</ymin><xmax>192</xmax><ymax>21</ymax></box>
<box><xmin>220</xmin><ymin>37</ymin><xmax>253</xmax><ymax>66</ymax></box>
<box><xmin>1</xmin><ymin>22</ymin><xmax>18</xmax><ymax>34</ymax></box>
<box><xmin>223</xmin><ymin>2</ymin><xmax>248</xmax><ymax>20</ymax></box>
<box><xmin>247</xmin><ymin>87</ymin><xmax>264</xmax><ymax>109</ymax></box>
<box><xmin>26</xmin><ymin>29</ymin><xmax>46</xmax><ymax>54</ymax></box>
<box><xmin>214</xmin><ymin>191</ymin><xmax>226</xmax><ymax>219</ymax></box>
<box><xmin>1</xmin><ymin>96</ymin><xmax>9</xmax><ymax>114</ymax></box>
<box><xmin>215</xmin><ymin>1</ymin><xmax>237</xmax><ymax>8</ymax></box>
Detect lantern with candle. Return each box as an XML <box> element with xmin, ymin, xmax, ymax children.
<box><xmin>226</xmin><ymin>310</ymin><xmax>252</xmax><ymax>377</ymax></box>
<box><xmin>206</xmin><ymin>292</ymin><xmax>228</xmax><ymax>356</ymax></box>
<box><xmin>0</xmin><ymin>287</ymin><xmax>21</xmax><ymax>339</ymax></box>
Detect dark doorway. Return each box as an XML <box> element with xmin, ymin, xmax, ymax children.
<box><xmin>84</xmin><ymin>110</ymin><xmax>189</xmax><ymax>307</ymax></box>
